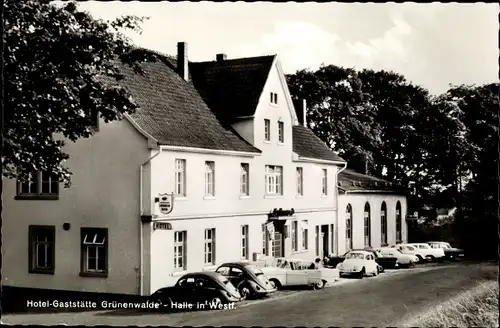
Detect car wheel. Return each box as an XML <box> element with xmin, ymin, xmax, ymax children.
<box><xmin>239</xmin><ymin>285</ymin><xmax>252</xmax><ymax>300</ymax></box>
<box><xmin>269</xmin><ymin>279</ymin><xmax>281</xmax><ymax>290</ymax></box>
<box><xmin>313</xmin><ymin>280</ymin><xmax>326</xmax><ymax>290</ymax></box>
<box><xmin>372</xmin><ymin>268</ymin><xmax>378</xmax><ymax>276</ymax></box>
<box><xmin>426</xmin><ymin>255</ymin><xmax>435</xmax><ymax>262</ymax></box>
<box><xmin>210</xmin><ymin>297</ymin><xmax>222</xmax><ymax>306</ymax></box>
<box><xmin>155</xmin><ymin>296</ymin><xmax>172</xmax><ymax>312</ymax></box>
<box><xmin>358</xmin><ymin>268</ymin><xmax>365</xmax><ymax>279</ymax></box>
<box><xmin>416</xmin><ymin>255</ymin><xmax>424</xmax><ymax>263</ymax></box>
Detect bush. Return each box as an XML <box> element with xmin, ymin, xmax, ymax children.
<box><xmin>405</xmin><ymin>281</ymin><xmax>499</xmax><ymax>327</ymax></box>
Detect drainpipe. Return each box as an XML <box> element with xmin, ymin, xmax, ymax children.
<box><xmin>335</xmin><ymin>162</ymin><xmax>348</xmax><ymax>256</ymax></box>
<box><xmin>139</xmin><ymin>149</ymin><xmax>161</xmax><ymax>296</ymax></box>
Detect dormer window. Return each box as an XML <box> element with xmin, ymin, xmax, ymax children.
<box><xmin>270</xmin><ymin>92</ymin><xmax>278</xmax><ymax>105</ymax></box>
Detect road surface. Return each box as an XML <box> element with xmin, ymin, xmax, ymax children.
<box><xmin>2</xmin><ymin>262</ymin><xmax>497</xmax><ymax>326</ymax></box>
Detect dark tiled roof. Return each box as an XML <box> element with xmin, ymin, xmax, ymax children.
<box><xmin>114</xmin><ymin>50</ymin><xmax>261</xmax><ymax>153</ymax></box>
<box><xmin>292</xmin><ymin>126</ymin><xmax>345</xmax><ymax>162</ymax></box>
<box><xmin>338</xmin><ymin>169</ymin><xmax>408</xmax><ymax>193</ymax></box>
<box><xmin>190</xmin><ymin>56</ymin><xmax>276</xmax><ymax>122</ymax></box>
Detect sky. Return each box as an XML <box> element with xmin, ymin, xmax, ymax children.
<box><xmin>75</xmin><ymin>2</ymin><xmax>498</xmax><ymax>95</ymax></box>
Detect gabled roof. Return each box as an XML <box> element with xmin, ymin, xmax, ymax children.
<box><xmin>114</xmin><ymin>49</ymin><xmax>261</xmax><ymax>153</ymax></box>
<box><xmin>338</xmin><ymin>169</ymin><xmax>408</xmax><ymax>194</ymax></box>
<box><xmin>190</xmin><ymin>56</ymin><xmax>276</xmax><ymax>122</ymax></box>
<box><xmin>292</xmin><ymin>125</ymin><xmax>345</xmax><ymax>163</ymax></box>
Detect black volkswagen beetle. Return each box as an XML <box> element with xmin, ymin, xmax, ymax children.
<box><xmin>149</xmin><ymin>272</ymin><xmax>242</xmax><ymax>311</ymax></box>
<box><xmin>215</xmin><ymin>262</ymin><xmax>277</xmax><ymax>299</ymax></box>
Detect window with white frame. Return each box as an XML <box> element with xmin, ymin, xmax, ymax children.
<box><xmin>241</xmin><ymin>225</ymin><xmax>249</xmax><ymax>259</ymax></box>
<box><xmin>270</xmin><ymin>92</ymin><xmax>278</xmax><ymax>104</ymax></box>
<box><xmin>296</xmin><ymin>167</ymin><xmax>303</xmax><ymax>196</ymax></box>
<box><xmin>264</xmin><ymin>119</ymin><xmax>271</xmax><ymax>141</ymax></box>
<box><xmin>291</xmin><ymin>221</ymin><xmax>298</xmax><ymax>252</ymax></box>
<box><xmin>396</xmin><ymin>201</ymin><xmax>402</xmax><ymax>242</ymax></box>
<box><xmin>265</xmin><ymin>165</ymin><xmax>283</xmax><ymax>195</ymax></box>
<box><xmin>301</xmin><ymin>221</ymin><xmax>309</xmax><ymax>250</ymax></box>
<box><xmin>321</xmin><ymin>169</ymin><xmax>328</xmax><ymax>195</ymax></box>
<box><xmin>81</xmin><ymin>228</ymin><xmax>108</xmax><ymax>276</ymax></box>
<box><xmin>381</xmin><ymin>201</ymin><xmax>388</xmax><ymax>245</ymax></box>
<box><xmin>364</xmin><ymin>202</ymin><xmax>371</xmax><ymax>247</ymax></box>
<box><xmin>346</xmin><ymin>204</ymin><xmax>353</xmax><ymax>251</ymax></box>
<box><xmin>205</xmin><ymin>161</ymin><xmax>215</xmax><ymax>196</ymax></box>
<box><xmin>240</xmin><ymin>163</ymin><xmax>249</xmax><ymax>196</ymax></box>
<box><xmin>174</xmin><ymin>231</ymin><xmax>187</xmax><ymax>270</ymax></box>
<box><xmin>29</xmin><ymin>225</ymin><xmax>55</xmax><ymax>274</ymax></box>
<box><xmin>204</xmin><ymin>228</ymin><xmax>215</xmax><ymax>265</ymax></box>
<box><xmin>174</xmin><ymin>159</ymin><xmax>186</xmax><ymax>196</ymax></box>
<box><xmin>17</xmin><ymin>170</ymin><xmax>59</xmax><ymax>198</ymax></box>
<box><xmin>278</xmin><ymin>121</ymin><xmax>284</xmax><ymax>143</ymax></box>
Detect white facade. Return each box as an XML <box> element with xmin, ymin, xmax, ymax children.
<box><xmin>2</xmin><ymin>55</ymin><xmax>346</xmax><ymax>297</ymax></box>
<box><xmin>144</xmin><ymin>58</ymin><xmax>344</xmax><ymax>293</ymax></box>
<box><xmin>337</xmin><ymin>193</ymin><xmax>408</xmax><ymax>256</ymax></box>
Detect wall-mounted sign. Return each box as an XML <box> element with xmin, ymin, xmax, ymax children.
<box><xmin>156</xmin><ymin>193</ymin><xmax>174</xmax><ymax>215</ymax></box>
<box><xmin>153</xmin><ymin>222</ymin><xmax>172</xmax><ymax>230</ymax></box>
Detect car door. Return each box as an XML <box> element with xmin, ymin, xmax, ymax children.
<box><xmin>285</xmin><ymin>262</ymin><xmax>308</xmax><ymax>286</ymax></box>
<box><xmin>366</xmin><ymin>254</ymin><xmax>377</xmax><ymax>273</ymax></box>
<box><xmin>193</xmin><ymin>277</ymin><xmax>218</xmax><ymax>303</ymax></box>
<box><xmin>216</xmin><ymin>266</ymin><xmax>237</xmax><ymax>286</ymax></box>
<box><xmin>228</xmin><ymin>267</ymin><xmax>246</xmax><ymax>287</ymax></box>
<box><xmin>175</xmin><ymin>277</ymin><xmax>196</xmax><ymax>303</ymax></box>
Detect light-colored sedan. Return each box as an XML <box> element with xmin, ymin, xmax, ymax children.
<box><xmin>407</xmin><ymin>243</ymin><xmax>446</xmax><ymax>262</ymax></box>
<box><xmin>260</xmin><ymin>258</ymin><xmax>339</xmax><ymax>290</ymax></box>
<box><xmin>336</xmin><ymin>251</ymin><xmax>379</xmax><ymax>279</ymax></box>
<box><xmin>392</xmin><ymin>244</ymin><xmax>425</xmax><ymax>262</ymax></box>
<box><xmin>376</xmin><ymin>247</ymin><xmax>418</xmax><ymax>267</ymax></box>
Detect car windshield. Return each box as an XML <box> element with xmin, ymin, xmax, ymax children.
<box><xmin>443</xmin><ymin>243</ymin><xmax>451</xmax><ymax>249</ymax></box>
<box><xmin>406</xmin><ymin>246</ymin><xmax>416</xmax><ymax>251</ymax></box>
<box><xmin>346</xmin><ymin>253</ymin><xmax>365</xmax><ymax>259</ymax></box>
<box><xmin>418</xmin><ymin>244</ymin><xmax>429</xmax><ymax>249</ymax></box>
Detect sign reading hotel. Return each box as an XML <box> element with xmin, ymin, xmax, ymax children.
<box><xmin>158</xmin><ymin>193</ymin><xmax>174</xmax><ymax>215</ymax></box>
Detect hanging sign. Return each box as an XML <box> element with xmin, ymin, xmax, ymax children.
<box><xmin>157</xmin><ymin>193</ymin><xmax>174</xmax><ymax>215</ymax></box>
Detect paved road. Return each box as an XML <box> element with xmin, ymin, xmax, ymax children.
<box><xmin>2</xmin><ymin>262</ymin><xmax>497</xmax><ymax>326</ymax></box>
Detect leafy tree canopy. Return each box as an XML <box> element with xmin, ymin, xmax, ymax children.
<box><xmin>3</xmin><ymin>0</ymin><xmax>156</xmax><ymax>187</ymax></box>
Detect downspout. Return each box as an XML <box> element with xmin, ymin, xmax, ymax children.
<box><xmin>139</xmin><ymin>149</ymin><xmax>161</xmax><ymax>296</ymax></box>
<box><xmin>335</xmin><ymin>162</ymin><xmax>348</xmax><ymax>256</ymax></box>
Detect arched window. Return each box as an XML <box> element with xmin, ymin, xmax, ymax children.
<box><xmin>364</xmin><ymin>202</ymin><xmax>371</xmax><ymax>247</ymax></box>
<box><xmin>381</xmin><ymin>202</ymin><xmax>387</xmax><ymax>245</ymax></box>
<box><xmin>345</xmin><ymin>204</ymin><xmax>353</xmax><ymax>251</ymax></box>
<box><xmin>396</xmin><ymin>201</ymin><xmax>402</xmax><ymax>242</ymax></box>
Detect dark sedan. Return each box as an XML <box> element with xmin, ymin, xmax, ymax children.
<box><xmin>216</xmin><ymin>262</ymin><xmax>277</xmax><ymax>299</ymax></box>
<box><xmin>149</xmin><ymin>272</ymin><xmax>242</xmax><ymax>311</ymax></box>
<box><xmin>428</xmin><ymin>241</ymin><xmax>465</xmax><ymax>261</ymax></box>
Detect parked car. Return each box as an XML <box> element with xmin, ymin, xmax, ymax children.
<box><xmin>376</xmin><ymin>247</ymin><xmax>418</xmax><ymax>267</ymax></box>
<box><xmin>260</xmin><ymin>258</ymin><xmax>339</xmax><ymax>290</ymax></box>
<box><xmin>336</xmin><ymin>251</ymin><xmax>379</xmax><ymax>279</ymax></box>
<box><xmin>363</xmin><ymin>248</ymin><xmax>398</xmax><ymax>270</ymax></box>
<box><xmin>149</xmin><ymin>272</ymin><xmax>242</xmax><ymax>311</ymax></box>
<box><xmin>407</xmin><ymin>243</ymin><xmax>445</xmax><ymax>262</ymax></box>
<box><xmin>326</xmin><ymin>248</ymin><xmax>390</xmax><ymax>272</ymax></box>
<box><xmin>427</xmin><ymin>241</ymin><xmax>465</xmax><ymax>261</ymax></box>
<box><xmin>392</xmin><ymin>244</ymin><xmax>425</xmax><ymax>262</ymax></box>
<box><xmin>215</xmin><ymin>262</ymin><xmax>276</xmax><ymax>299</ymax></box>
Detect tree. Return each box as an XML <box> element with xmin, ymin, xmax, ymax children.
<box><xmin>3</xmin><ymin>0</ymin><xmax>156</xmax><ymax>186</ymax></box>
<box><xmin>286</xmin><ymin>65</ymin><xmax>383</xmax><ymax>173</ymax></box>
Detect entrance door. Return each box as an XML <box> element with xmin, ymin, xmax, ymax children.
<box><xmin>321</xmin><ymin>225</ymin><xmax>329</xmax><ymax>257</ymax></box>
<box><xmin>272</xmin><ymin>232</ymin><xmax>283</xmax><ymax>258</ymax></box>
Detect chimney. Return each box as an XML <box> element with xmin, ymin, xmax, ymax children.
<box><xmin>177</xmin><ymin>42</ymin><xmax>188</xmax><ymax>81</ymax></box>
<box><xmin>293</xmin><ymin>99</ymin><xmax>308</xmax><ymax>128</ymax></box>
<box><xmin>216</xmin><ymin>53</ymin><xmax>227</xmax><ymax>62</ymax></box>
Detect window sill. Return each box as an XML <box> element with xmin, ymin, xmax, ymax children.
<box><xmin>277</xmin><ymin>142</ymin><xmax>285</xmax><ymax>146</ymax></box>
<box><xmin>239</xmin><ymin>195</ymin><xmax>251</xmax><ymax>199</ymax></box>
<box><xmin>202</xmin><ymin>265</ymin><xmax>218</xmax><ymax>271</ymax></box>
<box><xmin>263</xmin><ymin>140</ymin><xmax>271</xmax><ymax>144</ymax></box>
<box><xmin>29</xmin><ymin>268</ymin><xmax>54</xmax><ymax>275</ymax></box>
<box><xmin>296</xmin><ymin>195</ymin><xmax>304</xmax><ymax>198</ymax></box>
<box><xmin>15</xmin><ymin>195</ymin><xmax>59</xmax><ymax>201</ymax></box>
<box><xmin>203</xmin><ymin>196</ymin><xmax>216</xmax><ymax>200</ymax></box>
<box><xmin>321</xmin><ymin>195</ymin><xmax>329</xmax><ymax>198</ymax></box>
<box><xmin>80</xmin><ymin>271</ymin><xmax>108</xmax><ymax>278</ymax></box>
<box><xmin>175</xmin><ymin>196</ymin><xmax>188</xmax><ymax>201</ymax></box>
<box><xmin>171</xmin><ymin>270</ymin><xmax>187</xmax><ymax>277</ymax></box>
<box><xmin>269</xmin><ymin>103</ymin><xmax>279</xmax><ymax>108</ymax></box>
<box><xmin>292</xmin><ymin>250</ymin><xmax>309</xmax><ymax>255</ymax></box>
<box><xmin>264</xmin><ymin>195</ymin><xmax>284</xmax><ymax>199</ymax></box>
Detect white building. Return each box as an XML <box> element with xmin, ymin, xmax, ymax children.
<box><xmin>2</xmin><ymin>42</ymin><xmax>348</xmax><ymax>299</ymax></box>
<box><xmin>337</xmin><ymin>169</ymin><xmax>409</xmax><ymax>255</ymax></box>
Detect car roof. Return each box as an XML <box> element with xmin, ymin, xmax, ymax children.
<box><xmin>348</xmin><ymin>250</ymin><xmax>370</xmax><ymax>255</ymax></box>
<box><xmin>181</xmin><ymin>271</ymin><xmax>222</xmax><ymax>280</ymax></box>
<box><xmin>218</xmin><ymin>262</ymin><xmax>254</xmax><ymax>268</ymax></box>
